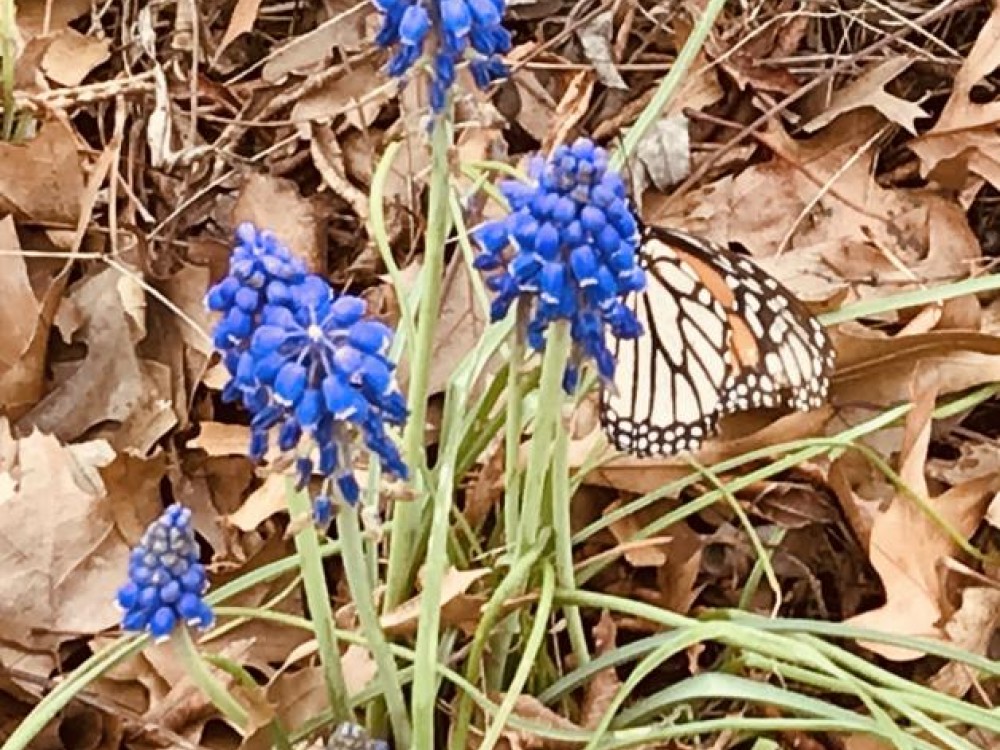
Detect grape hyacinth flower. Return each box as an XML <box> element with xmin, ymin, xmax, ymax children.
<box><xmin>374</xmin><ymin>0</ymin><xmax>511</xmax><ymax>112</ymax></box>
<box><xmin>473</xmin><ymin>138</ymin><xmax>647</xmax><ymax>392</ymax></box>
<box><xmin>206</xmin><ymin>225</ymin><xmax>409</xmax><ymax>519</ymax></box>
<box><xmin>117</xmin><ymin>505</ymin><xmax>213</xmax><ymax>640</ymax></box>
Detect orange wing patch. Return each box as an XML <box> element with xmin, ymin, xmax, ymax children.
<box><xmin>728</xmin><ymin>314</ymin><xmax>760</xmax><ymax>370</ymax></box>
<box><xmin>675</xmin><ymin>249</ymin><xmax>735</xmax><ymax>308</ymax></box>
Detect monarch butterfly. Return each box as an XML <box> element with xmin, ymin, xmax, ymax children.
<box><xmin>601</xmin><ymin>226</ymin><xmax>835</xmax><ymax>457</ymax></box>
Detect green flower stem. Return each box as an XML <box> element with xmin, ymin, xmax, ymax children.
<box><xmin>503</xmin><ymin>311</ymin><xmax>526</xmax><ymax>550</ymax></box>
<box><xmin>482</xmin><ymin>311</ymin><xmax>529</xmax><ymax>690</ymax></box>
<box><xmin>610</xmin><ymin>0</ymin><xmax>727</xmax><ymax>169</ymax></box>
<box><xmin>451</xmin><ymin>534</ymin><xmax>548</xmax><ymax>750</ymax></box>
<box><xmin>384</xmin><ymin>115</ymin><xmax>454</xmax><ymax>610</ymax></box>
<box><xmin>551</xmin><ymin>424</ymin><xmax>589</xmax><ymax>667</ymax></box>
<box><xmin>478</xmin><ymin>564</ymin><xmax>556</xmax><ymax>750</ymax></box>
<box><xmin>335</xmin><ymin>502</ymin><xmax>411</xmax><ymax>748</ymax></box>
<box><xmin>410</xmin><ymin>419</ymin><xmax>461</xmax><ymax>750</ymax></box>
<box><xmin>517</xmin><ymin>321</ymin><xmax>573</xmax><ymax>554</ymax></box>
<box><xmin>175</xmin><ymin>626</ymin><xmax>249</xmax><ymax>731</ymax></box>
<box><xmin>285</xmin><ymin>478</ymin><xmax>351</xmax><ymax>723</ymax></box>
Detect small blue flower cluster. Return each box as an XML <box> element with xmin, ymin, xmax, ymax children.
<box><xmin>117</xmin><ymin>505</ymin><xmax>213</xmax><ymax>640</ymax></box>
<box><xmin>206</xmin><ymin>223</ymin><xmax>408</xmax><ymax>516</ymax></box>
<box><xmin>473</xmin><ymin>138</ymin><xmax>646</xmax><ymax>391</ymax></box>
<box><xmin>374</xmin><ymin>0</ymin><xmax>510</xmax><ymax>111</ymax></box>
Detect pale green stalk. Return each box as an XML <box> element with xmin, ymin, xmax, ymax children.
<box><xmin>484</xmin><ymin>307</ymin><xmax>527</xmax><ymax>690</ymax></box>
<box><xmin>551</xmin><ymin>424</ymin><xmax>589</xmax><ymax>666</ymax></box>
<box><xmin>285</xmin><ymin>479</ymin><xmax>351</xmax><ymax>723</ymax></box>
<box><xmin>384</xmin><ymin>116</ymin><xmax>453</xmax><ymax>609</ymax></box>
<box><xmin>516</xmin><ymin>321</ymin><xmax>572</xmax><ymax>552</ymax></box>
<box><xmin>175</xmin><ymin>626</ymin><xmax>249</xmax><ymax>730</ymax></box>
<box><xmin>410</xmin><ymin>409</ymin><xmax>460</xmax><ymax>750</ymax></box>
<box><xmin>336</xmin><ymin>503</ymin><xmax>410</xmax><ymax>747</ymax></box>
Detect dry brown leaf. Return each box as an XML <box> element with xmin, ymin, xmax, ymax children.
<box><xmin>40</xmin><ymin>28</ymin><xmax>110</xmax><ymax>86</ymax></box>
<box><xmin>144</xmin><ymin>638</ymin><xmax>256</xmax><ymax>734</ymax></box>
<box><xmin>928</xmin><ymin>587</ymin><xmax>1000</xmax><ymax>697</ymax></box>
<box><xmin>606</xmin><ymin>499</ymin><xmax>668</xmax><ymax>567</ymax></box>
<box><xmin>505</xmin><ymin>45</ymin><xmax>559</xmax><ymax>143</ymax></box>
<box><xmin>19</xmin><ymin>267</ymin><xmax>174</xmax><ymax>445</ymax></box>
<box><xmin>498</xmin><ymin>694</ymin><xmax>582</xmax><ymax>750</ymax></box>
<box><xmin>226</xmin><ymin>474</ymin><xmax>287</xmax><ymax>532</ymax></box>
<box><xmin>464</xmin><ymin>442</ymin><xmax>505</xmax><ymax>528</ymax></box>
<box><xmin>381</xmin><ymin>567</ymin><xmax>489</xmax><ymax>635</ymax></box>
<box><xmin>654</xmin><ymin>521</ymin><xmax>705</xmax><ymax>614</ymax></box>
<box><xmin>580</xmin><ymin>611</ymin><xmax>621</xmax><ymax>729</ymax></box>
<box><xmin>710</xmin><ymin>8</ymin><xmax>806</xmax><ymax>94</ymax></box>
<box><xmin>0</xmin><ymin>426</ymin><xmax>134</xmax><ymax>645</ymax></box>
<box><xmin>0</xmin><ymin>120</ymin><xmax>85</xmax><ymax>225</ymax></box>
<box><xmin>233</xmin><ymin>173</ymin><xmax>325</xmax><ymax>273</ymax></box>
<box><xmin>927</xmin><ymin>442</ymin><xmax>1000</xmax><ymax>487</ymax></box>
<box><xmin>908</xmin><ymin>5</ymin><xmax>1000</xmax><ymax>189</ymax></box>
<box><xmin>845</xmin><ymin>387</ymin><xmax>1000</xmax><ymax>660</ymax></box>
<box><xmin>842</xmin><ymin>737</ymin><xmax>895</xmax><ymax>750</ymax></box>
<box><xmin>215</xmin><ymin>0</ymin><xmax>263</xmax><ymax>60</ymax></box>
<box><xmin>310</xmin><ymin>124</ymin><xmax>370</xmax><ymax>222</ymax></box>
<box><xmin>260</xmin><ymin>3</ymin><xmax>372</xmax><ymax>82</ymax></box>
<box><xmin>397</xmin><ymin>252</ymin><xmax>488</xmax><ymax>398</ymax></box>
<box><xmin>803</xmin><ymin>58</ymin><xmax>926</xmax><ymax>135</ymax></box>
<box><xmin>291</xmin><ymin>59</ymin><xmax>388</xmax><ymax>132</ymax></box>
<box><xmin>16</xmin><ymin>0</ymin><xmax>91</xmax><ymax>36</ymax></box>
<box><xmin>832</xmin><ymin>326</ymin><xmax>1000</xmax><ymax>408</ymax></box>
<box><xmin>0</xmin><ymin>219</ymin><xmax>40</xmax><ymax>373</ymax></box>
<box><xmin>189</xmin><ymin>422</ymin><xmax>255</xmax><ymax>456</ymax></box>
<box><xmin>579</xmin><ymin>406</ymin><xmax>832</xmax><ymax>496</ymax></box>
<box><xmin>543</xmin><ymin>71</ymin><xmax>595</xmax><ymax>154</ymax></box>
<box><xmin>652</xmin><ymin>111</ymin><xmax>980</xmax><ymax>301</ymax></box>
<box><xmin>576</xmin><ymin>12</ymin><xmax>626</xmax><ymax>90</ymax></box>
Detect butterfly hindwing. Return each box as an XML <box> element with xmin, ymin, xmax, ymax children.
<box><xmin>601</xmin><ymin>226</ymin><xmax>835</xmax><ymax>458</ymax></box>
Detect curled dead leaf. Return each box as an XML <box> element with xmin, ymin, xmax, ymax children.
<box><xmin>380</xmin><ymin>567</ymin><xmax>489</xmax><ymax>636</ymax></box>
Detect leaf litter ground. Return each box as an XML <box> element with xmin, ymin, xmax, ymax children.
<box><xmin>0</xmin><ymin>1</ymin><xmax>998</xmax><ymax>749</ymax></box>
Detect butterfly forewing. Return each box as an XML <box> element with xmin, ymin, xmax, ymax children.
<box><xmin>602</xmin><ymin>234</ymin><xmax>733</xmax><ymax>456</ymax></box>
<box><xmin>601</xmin><ymin>227</ymin><xmax>835</xmax><ymax>457</ymax></box>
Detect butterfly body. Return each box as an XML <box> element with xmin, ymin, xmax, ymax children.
<box><xmin>601</xmin><ymin>227</ymin><xmax>835</xmax><ymax>457</ymax></box>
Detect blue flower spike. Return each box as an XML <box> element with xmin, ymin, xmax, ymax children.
<box><xmin>207</xmin><ymin>224</ymin><xmax>409</xmax><ymax>525</ymax></box>
<box><xmin>117</xmin><ymin>505</ymin><xmax>213</xmax><ymax>641</ymax></box>
<box><xmin>473</xmin><ymin>138</ymin><xmax>646</xmax><ymax>393</ymax></box>
<box><xmin>374</xmin><ymin>0</ymin><xmax>511</xmax><ymax>113</ymax></box>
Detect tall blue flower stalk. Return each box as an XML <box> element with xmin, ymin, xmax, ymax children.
<box><xmin>370</xmin><ymin>0</ymin><xmax>514</xmax><ymax>744</ymax></box>
<box><xmin>470</xmin><ymin>137</ymin><xmax>646</xmax><ymax>680</ymax></box>
<box><xmin>115</xmin><ymin>505</ymin><xmax>251</xmax><ymax>729</ymax></box>
<box><xmin>206</xmin><ymin>222</ymin><xmax>411</xmax><ymax>732</ymax></box>
<box><xmin>374</xmin><ymin>0</ymin><xmax>510</xmax><ymax>112</ymax></box>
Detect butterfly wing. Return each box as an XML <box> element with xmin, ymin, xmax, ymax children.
<box><xmin>601</xmin><ymin>227</ymin><xmax>835</xmax><ymax>457</ymax></box>
<box><xmin>601</xmin><ymin>232</ymin><xmax>733</xmax><ymax>456</ymax></box>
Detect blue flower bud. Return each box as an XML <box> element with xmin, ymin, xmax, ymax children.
<box><xmin>441</xmin><ymin>0</ymin><xmax>471</xmax><ymax>36</ymax></box>
<box><xmin>399</xmin><ymin>4</ymin><xmax>431</xmax><ymax>46</ymax></box>
<box><xmin>274</xmin><ymin>362</ymin><xmax>308</xmax><ymax>405</ymax></box>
